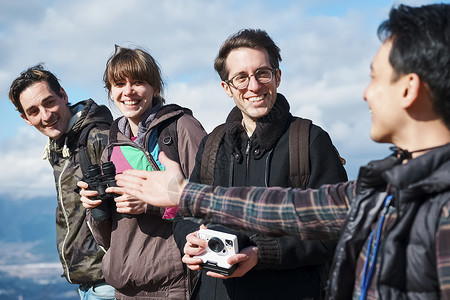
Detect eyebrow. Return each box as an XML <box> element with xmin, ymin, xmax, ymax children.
<box><xmin>24</xmin><ymin>95</ymin><xmax>53</xmax><ymax>115</ymax></box>
<box><xmin>229</xmin><ymin>66</ymin><xmax>272</xmax><ymax>79</ymax></box>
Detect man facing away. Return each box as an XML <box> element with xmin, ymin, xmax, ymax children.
<box><xmin>114</xmin><ymin>3</ymin><xmax>450</xmax><ymax>299</ymax></box>
<box><xmin>9</xmin><ymin>65</ymin><xmax>115</xmax><ymax>299</ymax></box>
<box><xmin>173</xmin><ymin>29</ymin><xmax>347</xmax><ymax>299</ymax></box>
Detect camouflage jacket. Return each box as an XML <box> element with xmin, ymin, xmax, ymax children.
<box><xmin>44</xmin><ymin>99</ymin><xmax>113</xmax><ymax>284</ymax></box>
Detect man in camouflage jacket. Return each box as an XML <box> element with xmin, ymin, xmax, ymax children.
<box><xmin>9</xmin><ymin>65</ymin><xmax>115</xmax><ymax>299</ymax></box>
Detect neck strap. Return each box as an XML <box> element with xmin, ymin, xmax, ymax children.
<box><xmin>390</xmin><ymin>144</ymin><xmax>446</xmax><ymax>160</ymax></box>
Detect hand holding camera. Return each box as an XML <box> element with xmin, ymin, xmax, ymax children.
<box><xmin>194</xmin><ymin>229</ymin><xmax>239</xmax><ymax>276</ymax></box>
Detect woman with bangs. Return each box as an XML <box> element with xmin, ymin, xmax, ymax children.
<box><xmin>78</xmin><ymin>45</ymin><xmax>206</xmax><ymax>299</ymax></box>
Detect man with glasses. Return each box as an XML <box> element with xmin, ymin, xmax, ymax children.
<box><xmin>173</xmin><ymin>28</ymin><xmax>347</xmax><ymax>299</ymax></box>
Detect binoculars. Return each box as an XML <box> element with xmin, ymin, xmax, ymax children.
<box><xmin>84</xmin><ymin>162</ymin><xmax>131</xmax><ymax>220</ymax></box>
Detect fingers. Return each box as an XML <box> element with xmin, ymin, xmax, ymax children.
<box><xmin>115</xmin><ymin>174</ymin><xmax>143</xmax><ymax>191</ymax></box>
<box><xmin>205</xmin><ymin>271</ymin><xmax>228</xmax><ymax>279</ymax></box>
<box><xmin>183</xmin><ymin>241</ymin><xmax>207</xmax><ymax>257</ymax></box>
<box><xmin>114</xmin><ymin>194</ymin><xmax>147</xmax><ymax>215</ymax></box>
<box><xmin>105</xmin><ymin>186</ymin><xmax>124</xmax><ymax>195</ymax></box>
<box><xmin>115</xmin><ymin>174</ymin><xmax>146</xmax><ymax>200</ymax></box>
<box><xmin>118</xmin><ymin>169</ymin><xmax>150</xmax><ymax>180</ymax></box>
<box><xmin>204</xmin><ymin>254</ymin><xmax>248</xmax><ymax>279</ymax></box>
<box><xmin>77</xmin><ymin>181</ymin><xmax>89</xmax><ymax>189</ymax></box>
<box><xmin>80</xmin><ymin>195</ymin><xmax>102</xmax><ymax>209</ymax></box>
<box><xmin>182</xmin><ymin>254</ymin><xmax>203</xmax><ymax>270</ymax></box>
<box><xmin>115</xmin><ymin>154</ymin><xmax>186</xmax><ymax>208</ymax></box>
<box><xmin>77</xmin><ymin>180</ymin><xmax>101</xmax><ymax>209</ymax></box>
<box><xmin>227</xmin><ymin>253</ymin><xmax>249</xmax><ymax>265</ymax></box>
<box><xmin>186</xmin><ymin>232</ymin><xmax>208</xmax><ymax>249</ymax></box>
<box><xmin>182</xmin><ymin>230</ymin><xmax>209</xmax><ymax>271</ymax></box>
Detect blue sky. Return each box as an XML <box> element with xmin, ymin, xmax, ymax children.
<box><xmin>0</xmin><ymin>0</ymin><xmax>444</xmax><ymax>198</ymax></box>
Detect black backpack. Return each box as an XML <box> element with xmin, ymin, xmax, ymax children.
<box><xmin>200</xmin><ymin>117</ymin><xmax>314</xmax><ymax>190</ymax></box>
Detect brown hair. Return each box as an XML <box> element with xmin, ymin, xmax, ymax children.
<box><xmin>214</xmin><ymin>29</ymin><xmax>282</xmax><ymax>81</ymax></box>
<box><xmin>103</xmin><ymin>45</ymin><xmax>165</xmax><ymax>105</ymax></box>
<box><xmin>9</xmin><ymin>64</ymin><xmax>63</xmax><ymax>115</ymax></box>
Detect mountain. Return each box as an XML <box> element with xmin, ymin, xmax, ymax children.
<box><xmin>0</xmin><ymin>194</ymin><xmax>58</xmax><ymax>263</ymax></box>
<box><xmin>0</xmin><ymin>194</ymin><xmax>78</xmax><ymax>299</ymax></box>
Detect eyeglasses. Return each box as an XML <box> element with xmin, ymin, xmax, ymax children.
<box><xmin>225</xmin><ymin>67</ymin><xmax>278</xmax><ymax>90</ymax></box>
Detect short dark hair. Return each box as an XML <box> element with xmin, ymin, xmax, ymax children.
<box><xmin>103</xmin><ymin>45</ymin><xmax>165</xmax><ymax>105</ymax></box>
<box><xmin>378</xmin><ymin>4</ymin><xmax>450</xmax><ymax>128</ymax></box>
<box><xmin>9</xmin><ymin>64</ymin><xmax>63</xmax><ymax>115</ymax></box>
<box><xmin>214</xmin><ymin>29</ymin><xmax>282</xmax><ymax>81</ymax></box>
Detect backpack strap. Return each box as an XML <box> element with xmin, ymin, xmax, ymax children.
<box><xmin>289</xmin><ymin>117</ymin><xmax>312</xmax><ymax>189</ymax></box>
<box><xmin>200</xmin><ymin>124</ymin><xmax>227</xmax><ymax>185</ymax></box>
<box><xmin>157</xmin><ymin>117</ymin><xmax>181</xmax><ymax>164</ymax></box>
<box><xmin>78</xmin><ymin>122</ymin><xmax>111</xmax><ymax>179</ymax></box>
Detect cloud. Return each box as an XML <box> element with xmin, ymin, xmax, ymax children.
<box><xmin>0</xmin><ymin>127</ymin><xmax>55</xmax><ymax>199</ymax></box>
<box><xmin>0</xmin><ymin>0</ymin><xmax>437</xmax><ymax>198</ymax></box>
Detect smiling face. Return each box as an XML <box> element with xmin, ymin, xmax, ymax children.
<box><xmin>221</xmin><ymin>47</ymin><xmax>281</xmax><ymax>129</ymax></box>
<box><xmin>110</xmin><ymin>77</ymin><xmax>157</xmax><ymax>127</ymax></box>
<box><xmin>363</xmin><ymin>40</ymin><xmax>407</xmax><ymax>144</ymax></box>
<box><xmin>19</xmin><ymin>81</ymin><xmax>72</xmax><ymax>140</ymax></box>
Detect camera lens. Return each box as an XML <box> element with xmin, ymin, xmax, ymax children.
<box><xmin>208</xmin><ymin>237</ymin><xmax>225</xmax><ymax>253</ymax></box>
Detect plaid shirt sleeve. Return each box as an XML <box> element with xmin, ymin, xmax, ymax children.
<box><xmin>437</xmin><ymin>200</ymin><xmax>450</xmax><ymax>300</ymax></box>
<box><xmin>179</xmin><ymin>181</ymin><xmax>355</xmax><ymax>239</ymax></box>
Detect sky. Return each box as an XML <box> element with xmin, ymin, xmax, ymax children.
<box><xmin>0</xmin><ymin>0</ymin><xmax>444</xmax><ymax>199</ymax></box>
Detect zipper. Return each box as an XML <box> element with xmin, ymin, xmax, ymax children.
<box><xmin>264</xmin><ymin>149</ymin><xmax>274</xmax><ymax>187</ymax></box>
<box><xmin>58</xmin><ymin>158</ymin><xmax>72</xmax><ymax>283</ymax></box>
<box><xmin>245</xmin><ymin>139</ymin><xmax>251</xmax><ymax>185</ymax></box>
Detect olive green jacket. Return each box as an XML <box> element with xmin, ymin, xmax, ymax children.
<box><xmin>44</xmin><ymin>99</ymin><xmax>112</xmax><ymax>284</ymax></box>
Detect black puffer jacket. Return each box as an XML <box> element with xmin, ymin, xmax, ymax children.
<box><xmin>328</xmin><ymin>143</ymin><xmax>450</xmax><ymax>299</ymax></box>
<box><xmin>174</xmin><ymin>94</ymin><xmax>348</xmax><ymax>299</ymax></box>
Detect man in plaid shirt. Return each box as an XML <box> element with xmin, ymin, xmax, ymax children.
<box><xmin>114</xmin><ymin>3</ymin><xmax>450</xmax><ymax>299</ymax></box>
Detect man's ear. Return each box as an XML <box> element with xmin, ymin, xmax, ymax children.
<box><xmin>60</xmin><ymin>87</ymin><xmax>69</xmax><ymax>104</ymax></box>
<box><xmin>400</xmin><ymin>73</ymin><xmax>420</xmax><ymax>108</ymax></box>
<box><xmin>275</xmin><ymin>68</ymin><xmax>282</xmax><ymax>88</ymax></box>
<box><xmin>221</xmin><ymin>81</ymin><xmax>233</xmax><ymax>98</ymax></box>
<box><xmin>20</xmin><ymin>113</ymin><xmax>33</xmax><ymax>126</ymax></box>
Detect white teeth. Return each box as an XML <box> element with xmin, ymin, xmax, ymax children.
<box><xmin>124</xmin><ymin>100</ymin><xmax>139</xmax><ymax>105</ymax></box>
<box><xmin>248</xmin><ymin>96</ymin><xmax>263</xmax><ymax>102</ymax></box>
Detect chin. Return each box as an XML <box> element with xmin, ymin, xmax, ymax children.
<box><xmin>45</xmin><ymin>129</ymin><xmax>64</xmax><ymax>140</ymax></box>
<box><xmin>370</xmin><ymin>132</ymin><xmax>391</xmax><ymax>144</ymax></box>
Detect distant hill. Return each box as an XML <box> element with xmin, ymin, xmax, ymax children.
<box><xmin>0</xmin><ymin>194</ymin><xmax>58</xmax><ymax>263</ymax></box>
<box><xmin>0</xmin><ymin>270</ymin><xmax>77</xmax><ymax>299</ymax></box>
<box><xmin>0</xmin><ymin>194</ymin><xmax>78</xmax><ymax>298</ymax></box>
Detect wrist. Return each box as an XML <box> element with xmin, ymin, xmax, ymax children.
<box><xmin>167</xmin><ymin>174</ymin><xmax>187</xmax><ymax>206</ymax></box>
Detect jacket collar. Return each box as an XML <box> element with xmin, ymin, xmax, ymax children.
<box><xmin>49</xmin><ymin>99</ymin><xmax>112</xmax><ymax>155</ymax></box>
<box><xmin>109</xmin><ymin>104</ymin><xmax>190</xmax><ymax>146</ymax></box>
<box><xmin>117</xmin><ymin>104</ymin><xmax>162</xmax><ymax>148</ymax></box>
<box><xmin>224</xmin><ymin>93</ymin><xmax>292</xmax><ymax>158</ymax></box>
<box><xmin>384</xmin><ymin>143</ymin><xmax>450</xmax><ymax>198</ymax></box>
<box><xmin>357</xmin><ymin>143</ymin><xmax>450</xmax><ymax>202</ymax></box>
